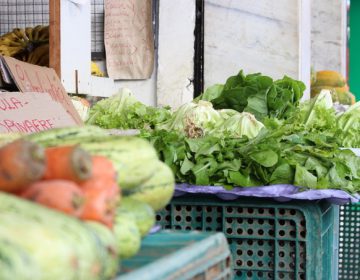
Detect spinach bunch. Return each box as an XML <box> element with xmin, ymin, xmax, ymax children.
<box><xmin>205</xmin><ymin>70</ymin><xmax>305</xmax><ymax>121</ymax></box>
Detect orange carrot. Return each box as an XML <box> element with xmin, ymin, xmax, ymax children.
<box><xmin>43</xmin><ymin>145</ymin><xmax>92</xmax><ymax>182</ymax></box>
<box><xmin>80</xmin><ymin>177</ymin><xmax>120</xmax><ymax>228</ymax></box>
<box><xmin>90</xmin><ymin>156</ymin><xmax>117</xmax><ymax>181</ymax></box>
<box><xmin>21</xmin><ymin>180</ymin><xmax>85</xmax><ymax>217</ymax></box>
<box><xmin>0</xmin><ymin>140</ymin><xmax>46</xmax><ymax>193</ymax></box>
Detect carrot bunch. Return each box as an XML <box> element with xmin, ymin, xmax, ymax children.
<box><xmin>0</xmin><ymin>140</ymin><xmax>120</xmax><ymax>228</ymax></box>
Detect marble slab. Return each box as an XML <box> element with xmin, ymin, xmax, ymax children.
<box><xmin>311</xmin><ymin>0</ymin><xmax>346</xmax><ymax>74</ymax></box>
<box><xmin>204</xmin><ymin>0</ymin><xmax>303</xmax><ymax>87</ymax></box>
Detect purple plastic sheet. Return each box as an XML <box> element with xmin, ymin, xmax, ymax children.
<box><xmin>149</xmin><ymin>224</ymin><xmax>162</xmax><ymax>234</ymax></box>
<box><xmin>174</xmin><ymin>184</ymin><xmax>360</xmax><ymax>205</ymax></box>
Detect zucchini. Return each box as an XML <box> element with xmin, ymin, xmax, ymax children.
<box><xmin>25</xmin><ymin>126</ymin><xmax>107</xmax><ymax>145</ymax></box>
<box><xmin>0</xmin><ymin>236</ymin><xmax>39</xmax><ymax>280</ymax></box>
<box><xmin>123</xmin><ymin>161</ymin><xmax>175</xmax><ymax>211</ymax></box>
<box><xmin>117</xmin><ymin>197</ymin><xmax>155</xmax><ymax>237</ymax></box>
<box><xmin>113</xmin><ymin>212</ymin><xmax>141</xmax><ymax>260</ymax></box>
<box><xmin>85</xmin><ymin>221</ymin><xmax>119</xmax><ymax>278</ymax></box>
<box><xmin>0</xmin><ymin>193</ymin><xmax>119</xmax><ymax>280</ymax></box>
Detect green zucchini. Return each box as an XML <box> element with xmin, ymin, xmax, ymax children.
<box><xmin>124</xmin><ymin>161</ymin><xmax>175</xmax><ymax>211</ymax></box>
<box><xmin>117</xmin><ymin>197</ymin><xmax>155</xmax><ymax>237</ymax></box>
<box><xmin>85</xmin><ymin>221</ymin><xmax>119</xmax><ymax>278</ymax></box>
<box><xmin>0</xmin><ymin>236</ymin><xmax>39</xmax><ymax>280</ymax></box>
<box><xmin>113</xmin><ymin>212</ymin><xmax>141</xmax><ymax>260</ymax></box>
<box><xmin>0</xmin><ymin>193</ymin><xmax>119</xmax><ymax>280</ymax></box>
<box><xmin>25</xmin><ymin>126</ymin><xmax>107</xmax><ymax>145</ymax></box>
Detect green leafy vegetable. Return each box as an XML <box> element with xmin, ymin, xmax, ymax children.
<box><xmin>337</xmin><ymin>102</ymin><xmax>360</xmax><ymax>147</ymax></box>
<box><xmin>141</xmin><ymin>126</ymin><xmax>360</xmax><ymax>194</ymax></box>
<box><xmin>156</xmin><ymin>101</ymin><xmax>223</xmax><ymax>138</ymax></box>
<box><xmin>200</xmin><ymin>70</ymin><xmax>305</xmax><ymax>121</ymax></box>
<box><xmin>157</xmin><ymin>100</ymin><xmax>263</xmax><ymax>139</ymax></box>
<box><xmin>210</xmin><ymin>112</ymin><xmax>264</xmax><ymax>139</ymax></box>
<box><xmin>194</xmin><ymin>84</ymin><xmax>224</xmax><ymax>102</ymax></box>
<box><xmin>86</xmin><ymin>88</ymin><xmax>171</xmax><ymax>130</ymax></box>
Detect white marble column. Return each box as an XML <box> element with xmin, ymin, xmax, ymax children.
<box><xmin>311</xmin><ymin>0</ymin><xmax>347</xmax><ymax>76</ymax></box>
<box><xmin>204</xmin><ymin>0</ymin><xmax>311</xmax><ymax>87</ymax></box>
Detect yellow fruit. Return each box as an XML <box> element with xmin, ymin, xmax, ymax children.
<box><xmin>91</xmin><ymin>61</ymin><xmax>104</xmax><ymax>77</ymax></box>
<box><xmin>313</xmin><ymin>70</ymin><xmax>346</xmax><ymax>87</ymax></box>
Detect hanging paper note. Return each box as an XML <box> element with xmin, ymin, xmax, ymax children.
<box><xmin>104</xmin><ymin>0</ymin><xmax>154</xmax><ymax>79</ymax></box>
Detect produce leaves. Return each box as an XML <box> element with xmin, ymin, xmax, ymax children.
<box><xmin>204</xmin><ymin>70</ymin><xmax>305</xmax><ymax>121</ymax></box>
<box><xmin>86</xmin><ymin>89</ymin><xmax>171</xmax><ymax>130</ymax></box>
<box><xmin>249</xmin><ymin>150</ymin><xmax>278</xmax><ymax>167</ymax></box>
<box><xmin>141</xmin><ymin>122</ymin><xmax>360</xmax><ymax>194</ymax></box>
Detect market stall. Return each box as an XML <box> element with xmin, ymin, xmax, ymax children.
<box><xmin>0</xmin><ymin>1</ymin><xmax>359</xmax><ymax>280</ymax></box>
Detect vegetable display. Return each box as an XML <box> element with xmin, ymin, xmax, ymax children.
<box><xmin>27</xmin><ymin>127</ymin><xmax>175</xmax><ymax>211</ymax></box>
<box><xmin>142</xmin><ymin>126</ymin><xmax>360</xmax><ymax>193</ymax></box>
<box><xmin>0</xmin><ymin>125</ymin><xmax>176</xmax><ymax>278</ymax></box>
<box><xmin>0</xmin><ymin>66</ymin><xmax>359</xmax><ymax>279</ymax></box>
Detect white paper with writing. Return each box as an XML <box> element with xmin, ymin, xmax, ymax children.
<box><xmin>104</xmin><ymin>0</ymin><xmax>155</xmax><ymax>79</ymax></box>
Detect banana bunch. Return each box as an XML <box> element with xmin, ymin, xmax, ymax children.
<box><xmin>0</xmin><ymin>25</ymin><xmax>49</xmax><ymax>66</ymax></box>
<box><xmin>91</xmin><ymin>61</ymin><xmax>104</xmax><ymax>77</ymax></box>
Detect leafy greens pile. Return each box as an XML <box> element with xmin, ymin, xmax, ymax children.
<box><xmin>140</xmin><ymin>88</ymin><xmax>360</xmax><ymax>194</ymax></box>
<box><xmin>198</xmin><ymin>70</ymin><xmax>305</xmax><ymax>121</ymax></box>
<box><xmin>86</xmin><ymin>69</ymin><xmax>360</xmax><ymax>194</ymax></box>
<box><xmin>142</xmin><ymin>124</ymin><xmax>360</xmax><ymax>193</ymax></box>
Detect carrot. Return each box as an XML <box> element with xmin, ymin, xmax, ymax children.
<box><xmin>88</xmin><ymin>155</ymin><xmax>117</xmax><ymax>181</ymax></box>
<box><xmin>0</xmin><ymin>140</ymin><xmax>46</xmax><ymax>193</ymax></box>
<box><xmin>80</xmin><ymin>177</ymin><xmax>120</xmax><ymax>228</ymax></box>
<box><xmin>43</xmin><ymin>145</ymin><xmax>92</xmax><ymax>182</ymax></box>
<box><xmin>21</xmin><ymin>180</ymin><xmax>85</xmax><ymax>217</ymax></box>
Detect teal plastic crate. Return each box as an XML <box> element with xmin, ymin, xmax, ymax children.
<box><xmin>338</xmin><ymin>202</ymin><xmax>360</xmax><ymax>280</ymax></box>
<box><xmin>117</xmin><ymin>231</ymin><xmax>233</xmax><ymax>280</ymax></box>
<box><xmin>156</xmin><ymin>195</ymin><xmax>339</xmax><ymax>280</ymax></box>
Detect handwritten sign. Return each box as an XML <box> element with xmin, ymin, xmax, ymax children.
<box><xmin>1</xmin><ymin>56</ymin><xmax>83</xmax><ymax>124</ymax></box>
<box><xmin>0</xmin><ymin>92</ymin><xmax>77</xmax><ymax>133</ymax></box>
<box><xmin>104</xmin><ymin>0</ymin><xmax>154</xmax><ymax>79</ymax></box>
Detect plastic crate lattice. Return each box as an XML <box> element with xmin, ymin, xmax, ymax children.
<box><xmin>156</xmin><ymin>196</ymin><xmax>338</xmax><ymax>280</ymax></box>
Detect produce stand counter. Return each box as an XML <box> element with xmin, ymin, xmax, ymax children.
<box><xmin>117</xmin><ymin>231</ymin><xmax>233</xmax><ymax>280</ymax></box>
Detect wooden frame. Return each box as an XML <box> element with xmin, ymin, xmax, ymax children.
<box><xmin>49</xmin><ymin>0</ymin><xmax>61</xmax><ymax>78</ymax></box>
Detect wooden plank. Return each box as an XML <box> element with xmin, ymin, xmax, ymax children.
<box><xmin>49</xmin><ymin>0</ymin><xmax>61</xmax><ymax>78</ymax></box>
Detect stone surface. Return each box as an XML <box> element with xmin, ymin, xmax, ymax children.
<box><xmin>156</xmin><ymin>0</ymin><xmax>195</xmax><ymax>109</ymax></box>
<box><xmin>204</xmin><ymin>0</ymin><xmax>301</xmax><ymax>87</ymax></box>
<box><xmin>311</xmin><ymin>0</ymin><xmax>346</xmax><ymax>74</ymax></box>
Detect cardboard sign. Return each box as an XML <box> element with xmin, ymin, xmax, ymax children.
<box><xmin>0</xmin><ymin>92</ymin><xmax>77</xmax><ymax>133</ymax></box>
<box><xmin>0</xmin><ymin>56</ymin><xmax>83</xmax><ymax>124</ymax></box>
<box><xmin>104</xmin><ymin>0</ymin><xmax>154</xmax><ymax>79</ymax></box>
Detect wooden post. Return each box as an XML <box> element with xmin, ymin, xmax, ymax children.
<box><xmin>49</xmin><ymin>0</ymin><xmax>61</xmax><ymax>78</ymax></box>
